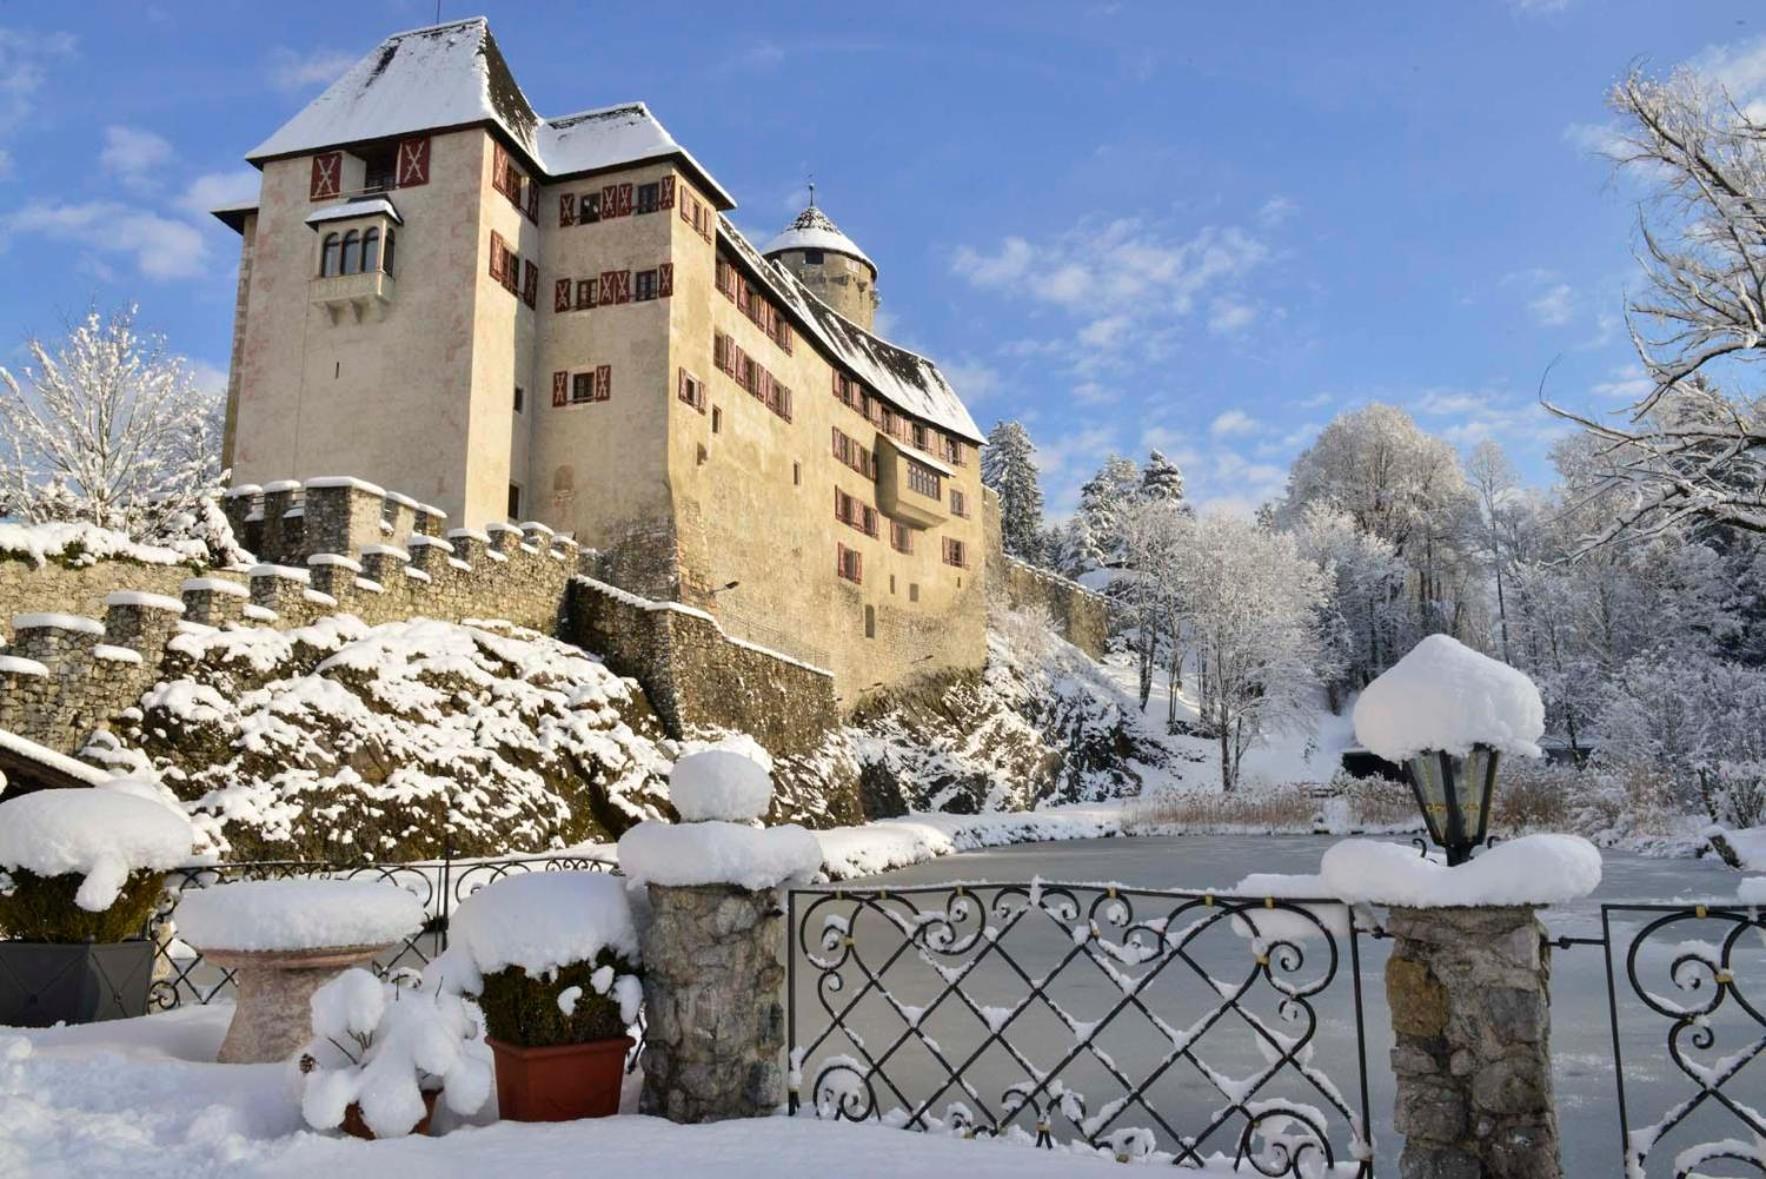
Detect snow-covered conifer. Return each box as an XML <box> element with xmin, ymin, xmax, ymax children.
<box><xmin>981</xmin><ymin>419</ymin><xmax>1046</xmax><ymax>563</ymax></box>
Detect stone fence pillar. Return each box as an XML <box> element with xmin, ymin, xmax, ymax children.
<box><xmin>639</xmin><ymin>882</ymin><xmax>787</xmax><ymax>1123</ymax></box>
<box><xmin>1385</xmin><ymin>904</ymin><xmax>1561</xmax><ymax>1179</ymax></box>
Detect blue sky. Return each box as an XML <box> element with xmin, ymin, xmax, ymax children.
<box><xmin>0</xmin><ymin>1</ymin><xmax>1756</xmax><ymax>514</ymax></box>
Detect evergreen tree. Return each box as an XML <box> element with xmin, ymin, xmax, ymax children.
<box><xmin>1139</xmin><ymin>449</ymin><xmax>1187</xmax><ymax>507</ymax></box>
<box><xmin>1076</xmin><ymin>455</ymin><xmax>1141</xmax><ymax>571</ymax></box>
<box><xmin>981</xmin><ymin>420</ymin><xmax>1045</xmax><ymax>563</ymax></box>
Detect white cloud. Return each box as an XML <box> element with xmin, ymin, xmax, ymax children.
<box><xmin>100</xmin><ymin>125</ymin><xmax>173</xmax><ymax>187</ymax></box>
<box><xmin>268</xmin><ymin>46</ymin><xmax>355</xmax><ymax>92</ymax></box>
<box><xmin>4</xmin><ymin>201</ymin><xmax>207</xmax><ymax>279</ymax></box>
<box><xmin>1292</xmin><ymin>391</ymin><xmax>1332</xmax><ymax>410</ymax></box>
<box><xmin>1073</xmin><ymin>381</ymin><xmax>1117</xmax><ymax>406</ymax></box>
<box><xmin>1563</xmin><ymin>121</ymin><xmax>1628</xmax><ymax>158</ymax></box>
<box><xmin>0</xmin><ymin>28</ymin><xmax>74</xmax><ymax>170</ymax></box>
<box><xmin>1257</xmin><ymin>196</ymin><xmax>1297</xmax><ymax>227</ymax></box>
<box><xmin>1690</xmin><ymin>34</ymin><xmax>1766</xmax><ymax>103</ymax></box>
<box><xmin>952</xmin><ymin>236</ymin><xmax>1034</xmax><ymax>288</ymax></box>
<box><xmin>1207</xmin><ymin>298</ymin><xmax>1256</xmax><ymax>336</ymax></box>
<box><xmin>176</xmin><ymin>170</ymin><xmax>260</xmax><ymax>218</ymax></box>
<box><xmin>1590</xmin><ymin>364</ymin><xmax>1654</xmax><ymax>403</ymax></box>
<box><xmin>1508</xmin><ymin>0</ymin><xmax>1570</xmax><ymax>13</ymax></box>
<box><xmin>1210</xmin><ymin>409</ymin><xmax>1259</xmax><ymax>438</ymax></box>
<box><xmin>1078</xmin><ymin>315</ymin><xmax>1130</xmax><ymax>348</ymax></box>
<box><xmin>941</xmin><ymin>360</ymin><xmax>1000</xmax><ymax>402</ymax></box>
<box><xmin>188</xmin><ymin>359</ymin><xmax>229</xmax><ymax>394</ymax></box>
<box><xmin>1528</xmin><ymin>283</ymin><xmax>1574</xmax><ymax>326</ymax></box>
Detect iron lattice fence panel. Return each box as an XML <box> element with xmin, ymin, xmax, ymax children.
<box><xmin>149</xmin><ymin>853</ymin><xmax>615</xmax><ymax>1010</ymax></box>
<box><xmin>1600</xmin><ymin>901</ymin><xmax>1766</xmax><ymax>1178</ymax></box>
<box><xmin>788</xmin><ymin>882</ymin><xmax>1375</xmax><ymax>1174</ymax></box>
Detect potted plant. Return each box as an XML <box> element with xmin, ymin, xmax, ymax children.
<box><xmin>297</xmin><ymin>968</ymin><xmax>491</xmax><ymax>1139</ymax></box>
<box><xmin>432</xmin><ymin>871</ymin><xmax>642</xmax><ymax>1122</ymax></box>
<box><xmin>0</xmin><ymin>786</ymin><xmax>193</xmax><ymax>1026</ymax></box>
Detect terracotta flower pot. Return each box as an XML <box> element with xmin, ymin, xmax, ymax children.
<box><xmin>488</xmin><ymin>1035</ymin><xmax>632</xmax><ymax>1122</ymax></box>
<box><xmin>340</xmin><ymin>1088</ymin><xmax>440</xmax><ymax>1140</ymax></box>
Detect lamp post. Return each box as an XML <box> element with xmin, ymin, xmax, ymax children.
<box><xmin>1405</xmin><ymin>743</ymin><xmax>1499</xmax><ymax>866</ymax></box>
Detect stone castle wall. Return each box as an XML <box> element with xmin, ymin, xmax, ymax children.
<box><xmin>2</xmin><ymin>477</ymin><xmax>845</xmax><ymax>763</ymax></box>
<box><xmin>980</xmin><ymin>488</ymin><xmax>1110</xmax><ymax>659</ymax></box>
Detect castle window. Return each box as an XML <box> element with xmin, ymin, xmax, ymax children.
<box><xmin>712</xmin><ymin>406</ymin><xmax>722</xmax><ymax>434</ymax></box>
<box><xmin>836</xmin><ymin>544</ymin><xmax>862</xmax><ymax>585</ymax></box>
<box><xmin>942</xmin><ymin>436</ymin><xmax>963</xmax><ymax>466</ymax></box>
<box><xmin>576</xmin><ymin>279</ymin><xmax>595</xmax><ymax>310</ymax></box>
<box><xmin>507</xmin><ymin>484</ymin><xmax>521</xmax><ymax>520</ymax></box>
<box><xmin>907</xmin><ymin>461</ymin><xmax>942</xmax><ymax>500</ymax></box>
<box><xmin>803</xmin><ymin>248</ymin><xmax>824</xmax><ymax>264</ymax></box>
<box><xmin>636</xmin><ymin>182</ymin><xmax>660</xmax><ymax>214</ymax></box>
<box><xmin>634</xmin><ymin>269</ymin><xmax>659</xmax><ymax>302</ymax></box>
<box><xmin>890</xmin><ymin>520</ymin><xmax>913</xmax><ymax>554</ymax></box>
<box><xmin>912</xmin><ymin>422</ymin><xmax>930</xmax><ymax>451</ymax></box>
<box><xmin>340</xmin><ymin>229</ymin><xmax>362</xmax><ymax>275</ymax></box>
<box><xmin>360</xmin><ymin>142</ymin><xmax>398</xmax><ymax>193</ymax></box>
<box><xmin>909</xmin><ymin>582</ymin><xmax>920</xmax><ymax>603</ymax></box>
<box><xmin>571</xmin><ymin>372</ymin><xmax>593</xmax><ymax>405</ymax></box>
<box><xmin>514</xmin><ymin>385</ymin><xmax>524</xmax><ymax>413</ymax></box>
<box><xmin>677</xmin><ymin>368</ymin><xmax>706</xmax><ymax>413</ymax></box>
<box><xmin>581</xmin><ymin>190</ymin><xmax>602</xmax><ymax>223</ymax></box>
<box><xmin>320</xmin><ymin>233</ymin><xmax>341</xmax><ymax>277</ymax></box>
<box><xmin>865</xmin><ymin>604</ymin><xmax>876</xmax><ymax>639</ymax></box>
<box><xmin>361</xmin><ymin>227</ymin><xmax>382</xmax><ymax>273</ymax></box>
<box><xmin>793</xmin><ymin>461</ymin><xmax>801</xmax><ymax>486</ymax></box>
<box><xmin>943</xmin><ymin>537</ymin><xmax>968</xmax><ymax>569</ymax></box>
<box><xmin>862</xmin><ymin>505</ymin><xmax>878</xmax><ymax>537</ymax></box>
<box><xmin>950</xmin><ymin>488</ymin><xmax>969</xmax><ymax>518</ymax></box>
<box><xmin>382</xmin><ymin>228</ymin><xmax>396</xmax><ymax>275</ymax></box>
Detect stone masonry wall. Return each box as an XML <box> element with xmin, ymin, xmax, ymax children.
<box><xmin>639</xmin><ymin>883</ymin><xmax>787</xmax><ymax>1122</ymax></box>
<box><xmin>0</xmin><ymin>558</ymin><xmax>221</xmax><ymax>629</ymax></box>
<box><xmin>565</xmin><ymin>576</ymin><xmax>838</xmax><ymax>757</ymax></box>
<box><xmin>980</xmin><ymin>488</ymin><xmax>1110</xmax><ymax>659</ymax></box>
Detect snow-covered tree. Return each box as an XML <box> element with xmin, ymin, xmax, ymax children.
<box><xmin>1117</xmin><ymin>496</ymin><xmax>1188</xmax><ymax>714</ymax></box>
<box><xmin>0</xmin><ymin>306</ymin><xmax>241</xmax><ymax>562</ymax></box>
<box><xmin>1543</xmin><ymin>66</ymin><xmax>1766</xmax><ymax>542</ymax></box>
<box><xmin>1289</xmin><ymin>502</ymin><xmax>1407</xmax><ymax>705</ymax></box>
<box><xmin>1166</xmin><ymin>514</ymin><xmax>1331</xmax><ymax>790</ymax></box>
<box><xmin>1075</xmin><ymin>454</ymin><xmax>1141</xmax><ymax>572</ymax></box>
<box><xmin>981</xmin><ymin>419</ymin><xmax>1046</xmax><ymax>564</ymax></box>
<box><xmin>1466</xmin><ymin>439</ymin><xmax>1521</xmax><ymax>661</ymax></box>
<box><xmin>1139</xmin><ymin>449</ymin><xmax>1187</xmax><ymax>506</ymax></box>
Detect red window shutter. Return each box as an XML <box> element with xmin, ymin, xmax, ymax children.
<box><xmin>602</xmin><ymin>185</ymin><xmax>618</xmax><ymax>218</ymax></box>
<box><xmin>524</xmin><ymin>180</ymin><xmax>540</xmax><ymax>224</ymax></box>
<box><xmin>732</xmin><ymin>344</ymin><xmax>746</xmax><ymax>387</ymax></box>
<box><xmin>658</xmin><ymin>263</ymin><xmax>673</xmax><ymax>298</ymax></box>
<box><xmin>310</xmin><ymin>151</ymin><xmax>342</xmax><ymax>200</ymax></box>
<box><xmin>779</xmin><ymin>385</ymin><xmax>792</xmax><ymax>422</ymax></box>
<box><xmin>660</xmin><ymin>175</ymin><xmax>676</xmax><ymax>209</ymax></box>
<box><xmin>615</xmin><ymin>270</ymin><xmax>631</xmax><ymax>304</ymax></box>
<box><xmin>559</xmin><ymin>193</ymin><xmax>577</xmax><ymax>227</ymax></box>
<box><xmin>489</xmin><ymin>232</ymin><xmax>504</xmax><ymax>282</ymax></box>
<box><xmin>713</xmin><ymin>333</ymin><xmax>727</xmax><ymax>373</ymax></box>
<box><xmin>554</xmin><ymin>278</ymin><xmax>572</xmax><ymax>313</ymax></box>
<box><xmin>617</xmin><ymin>183</ymin><xmax>633</xmax><ymax>217</ymax></box>
<box><xmin>599</xmin><ymin>271</ymin><xmax>616</xmax><ymax>305</ymax></box>
<box><xmin>551</xmin><ymin>371</ymin><xmax>568</xmax><ymax>408</ymax></box>
<box><xmin>679</xmin><ymin>191</ymin><xmax>692</xmax><ymax>223</ymax></box>
<box><xmin>492</xmin><ymin>144</ymin><xmax>508</xmax><ymax>196</ymax></box>
<box><xmin>596</xmin><ymin>364</ymin><xmax>612</xmax><ymax>401</ymax></box>
<box><xmin>395</xmin><ymin>137</ymin><xmax>431</xmax><ymax>187</ymax></box>
<box><xmin>577</xmin><ymin>279</ymin><xmax>594</xmax><ymax>309</ymax></box>
<box><xmin>523</xmin><ymin>260</ymin><xmax>539</xmax><ymax>308</ymax></box>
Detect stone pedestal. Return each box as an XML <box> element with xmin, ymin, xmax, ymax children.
<box><xmin>206</xmin><ymin>944</ymin><xmax>388</xmax><ymax>1063</ymax></box>
<box><xmin>1385</xmin><ymin>905</ymin><xmax>1561</xmax><ymax>1179</ymax></box>
<box><xmin>639</xmin><ymin>883</ymin><xmax>786</xmax><ymax>1122</ymax></box>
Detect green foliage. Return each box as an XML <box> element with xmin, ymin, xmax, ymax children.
<box><xmin>476</xmin><ymin>947</ymin><xmax>638</xmax><ymax>1048</ymax></box>
<box><xmin>0</xmin><ymin>867</ymin><xmax>164</xmax><ymax>943</ymax></box>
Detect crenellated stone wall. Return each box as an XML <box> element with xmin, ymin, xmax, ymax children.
<box><xmin>980</xmin><ymin>488</ymin><xmax>1111</xmax><ymax>659</ymax></box>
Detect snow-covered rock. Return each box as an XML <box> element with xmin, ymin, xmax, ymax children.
<box><xmin>439</xmin><ymin>871</ymin><xmax>638</xmax><ymax>991</ymax></box>
<box><xmin>0</xmin><ymin>788</ymin><xmax>194</xmax><ymax>911</ymax></box>
<box><xmin>1319</xmin><ymin>834</ymin><xmax>1601</xmax><ymax>907</ymax></box>
<box><xmin>174</xmin><ymin>880</ymin><xmax>424</xmax><ymax>952</ymax></box>
<box><xmin>669</xmin><ymin>738</ymin><xmax>774</xmax><ymax>823</ymax></box>
<box><xmin>1352</xmin><ymin>634</ymin><xmax>1544</xmax><ymax>763</ymax></box>
<box><xmin>618</xmin><ymin>820</ymin><xmax>822</xmax><ymax>891</ymax></box>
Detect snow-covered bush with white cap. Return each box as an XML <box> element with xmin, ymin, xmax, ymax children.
<box><xmin>618</xmin><ymin>738</ymin><xmax>823</xmax><ymax>890</ymax></box>
<box><xmin>297</xmin><ymin>968</ymin><xmax>492</xmax><ymax>1139</ymax></box>
<box><xmin>0</xmin><ymin>786</ymin><xmax>194</xmax><ymax>942</ymax></box>
<box><xmin>1353</xmin><ymin>634</ymin><xmax>1544</xmax><ymax>763</ymax></box>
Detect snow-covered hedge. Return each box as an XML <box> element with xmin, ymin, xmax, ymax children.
<box><xmin>0</xmin><ymin>786</ymin><xmax>194</xmax><ymax>942</ymax></box>
<box><xmin>88</xmin><ymin>617</ymin><xmax>672</xmax><ymax>860</ymax></box>
<box><xmin>429</xmin><ymin>872</ymin><xmax>641</xmax><ymax>1049</ymax></box>
<box><xmin>0</xmin><ymin>520</ymin><xmax>204</xmax><ymax>569</ymax></box>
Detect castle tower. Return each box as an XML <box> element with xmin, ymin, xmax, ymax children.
<box><xmin>762</xmin><ymin>193</ymin><xmax>879</xmax><ymax>331</ymax></box>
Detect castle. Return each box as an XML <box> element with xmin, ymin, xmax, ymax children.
<box><xmin>212</xmin><ymin>17</ymin><xmax>989</xmax><ymax>705</ymax></box>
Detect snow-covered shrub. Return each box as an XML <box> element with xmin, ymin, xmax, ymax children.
<box><xmin>428</xmin><ymin>872</ymin><xmax>642</xmax><ymax>1049</ymax></box>
<box><xmin>95</xmin><ymin>617</ymin><xmax>671</xmax><ymax>860</ymax></box>
<box><xmin>297</xmin><ymin>968</ymin><xmax>491</xmax><ymax>1139</ymax></box>
<box><xmin>0</xmin><ymin>787</ymin><xmax>192</xmax><ymax>942</ymax></box>
<box><xmin>1487</xmin><ymin>760</ymin><xmax>1577</xmax><ymax>832</ymax></box>
<box><xmin>1698</xmin><ymin>763</ymin><xmax>1766</xmax><ymax>831</ymax></box>
<box><xmin>668</xmin><ymin>737</ymin><xmax>774</xmax><ymax>823</ymax></box>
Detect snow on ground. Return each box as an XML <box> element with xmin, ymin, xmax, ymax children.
<box><xmin>814</xmin><ymin>804</ymin><xmax>1125</xmax><ymax>879</ymax></box>
<box><xmin>0</xmin><ymin>520</ymin><xmax>204</xmax><ymax>569</ymax></box>
<box><xmin>0</xmin><ymin>1007</ymin><xmax>1247</xmax><ymax>1177</ymax></box>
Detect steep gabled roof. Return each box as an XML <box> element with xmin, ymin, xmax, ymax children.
<box><xmin>722</xmin><ymin>218</ymin><xmax>984</xmax><ymax>445</ymax></box>
<box><xmin>763</xmin><ymin>204</ymin><xmax>874</xmax><ymax>271</ymax></box>
<box><xmin>247</xmin><ymin>18</ymin><xmax>733</xmax><ymax>206</ymax></box>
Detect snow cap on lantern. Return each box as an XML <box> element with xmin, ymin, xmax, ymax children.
<box><xmin>668</xmin><ymin>735</ymin><xmax>773</xmax><ymax>823</ymax></box>
<box><xmin>1352</xmin><ymin>634</ymin><xmax>1544</xmax><ymax>764</ymax></box>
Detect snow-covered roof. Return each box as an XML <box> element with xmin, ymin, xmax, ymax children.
<box><xmin>304</xmin><ymin>197</ymin><xmax>403</xmax><ymax>227</ymax></box>
<box><xmin>762</xmin><ymin>204</ymin><xmax>874</xmax><ymax>271</ymax></box>
<box><xmin>246</xmin><ymin>18</ymin><xmax>733</xmax><ymax>207</ymax></box>
<box><xmin>721</xmin><ymin>218</ymin><xmax>984</xmax><ymax>445</ymax></box>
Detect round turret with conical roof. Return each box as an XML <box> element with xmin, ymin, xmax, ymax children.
<box><xmin>762</xmin><ymin>193</ymin><xmax>880</xmax><ymax>331</ymax></box>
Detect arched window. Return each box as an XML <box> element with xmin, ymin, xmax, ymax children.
<box><xmin>340</xmin><ymin>230</ymin><xmax>361</xmax><ymax>275</ymax></box>
<box><xmin>381</xmin><ymin>228</ymin><xmax>396</xmax><ymax>276</ymax></box>
<box><xmin>320</xmin><ymin>233</ymin><xmax>341</xmax><ymax>277</ymax></box>
<box><xmin>361</xmin><ymin>227</ymin><xmax>381</xmax><ymax>273</ymax></box>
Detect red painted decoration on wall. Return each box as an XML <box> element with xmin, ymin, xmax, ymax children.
<box><xmin>310</xmin><ymin>152</ymin><xmax>342</xmax><ymax>200</ymax></box>
<box><xmin>395</xmin><ymin>137</ymin><xmax>430</xmax><ymax>187</ymax></box>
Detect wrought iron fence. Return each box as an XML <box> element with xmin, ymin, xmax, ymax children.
<box><xmin>1585</xmin><ymin>901</ymin><xmax>1766</xmax><ymax>1178</ymax></box>
<box><xmin>788</xmin><ymin>882</ymin><xmax>1375</xmax><ymax>1174</ymax></box>
<box><xmin>149</xmin><ymin>852</ymin><xmax>616</xmax><ymax>1011</ymax></box>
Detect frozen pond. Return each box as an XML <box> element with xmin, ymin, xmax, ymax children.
<box><xmin>801</xmin><ymin>835</ymin><xmax>1756</xmax><ymax>1175</ymax></box>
